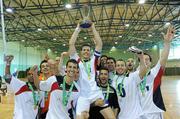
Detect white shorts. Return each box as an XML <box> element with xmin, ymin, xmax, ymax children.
<box><xmin>141</xmin><ymin>112</ymin><xmax>163</xmax><ymax>119</ymax></box>
<box><xmin>76</xmin><ymin>89</ymin><xmax>104</xmax><ymax>115</ymax></box>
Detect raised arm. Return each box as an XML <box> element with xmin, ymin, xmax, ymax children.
<box><xmin>59</xmin><ymin>52</ymin><xmax>69</xmax><ymax>75</ymax></box>
<box><xmin>68</xmin><ymin>24</ymin><xmax>81</xmax><ymax>55</ymax></box>
<box><xmin>91</xmin><ymin>24</ymin><xmax>103</xmax><ymax>52</ymax></box>
<box><xmin>160</xmin><ymin>25</ymin><xmax>175</xmax><ymax>67</ymax></box>
<box><xmin>4</xmin><ymin>55</ymin><xmax>14</xmax><ymax>84</ymax></box>
<box><xmin>138</xmin><ymin>53</ymin><xmax>147</xmax><ymax>79</ymax></box>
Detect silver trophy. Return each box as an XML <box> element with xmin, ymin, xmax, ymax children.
<box><xmin>128</xmin><ymin>46</ymin><xmax>143</xmax><ymax>54</ymax></box>
<box><xmin>80</xmin><ymin>4</ymin><xmax>92</xmax><ymax>29</ymax></box>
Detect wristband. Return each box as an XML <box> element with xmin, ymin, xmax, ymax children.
<box><xmin>6</xmin><ymin>63</ymin><xmax>11</xmax><ymax>66</ymax></box>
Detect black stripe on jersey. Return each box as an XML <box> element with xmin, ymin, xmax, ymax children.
<box><xmin>153</xmin><ymin>67</ymin><xmax>166</xmax><ymax>111</ymax></box>
<box><xmin>55</xmin><ymin>75</ymin><xmax>78</xmax><ymax>92</ymax></box>
<box><xmin>153</xmin><ymin>85</ymin><xmax>166</xmax><ymax>111</ymax></box>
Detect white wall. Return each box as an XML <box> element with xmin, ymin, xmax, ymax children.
<box><xmin>0</xmin><ymin>41</ymin><xmax>47</xmax><ymax>76</ymax></box>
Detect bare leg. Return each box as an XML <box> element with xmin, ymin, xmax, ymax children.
<box><xmin>100</xmin><ymin>107</ymin><xmax>116</xmax><ymax>119</ymax></box>
<box><xmin>76</xmin><ymin>111</ymin><xmax>89</xmax><ymax>119</ymax></box>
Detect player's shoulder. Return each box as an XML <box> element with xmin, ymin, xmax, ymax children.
<box><xmin>55</xmin><ymin>75</ymin><xmax>64</xmax><ymax>84</ymax></box>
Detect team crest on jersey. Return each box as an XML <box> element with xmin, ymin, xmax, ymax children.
<box><xmin>117</xmin><ymin>83</ymin><xmax>126</xmax><ymax>97</ymax></box>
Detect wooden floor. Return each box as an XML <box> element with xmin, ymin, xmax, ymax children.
<box><xmin>0</xmin><ymin>76</ymin><xmax>180</xmax><ymax>119</ymax></box>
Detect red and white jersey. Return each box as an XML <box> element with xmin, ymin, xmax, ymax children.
<box><xmin>39</xmin><ymin>75</ymin><xmax>79</xmax><ymax>119</ymax></box>
<box><xmin>10</xmin><ymin>76</ymin><xmax>40</xmax><ymax>119</ymax></box>
<box><xmin>138</xmin><ymin>61</ymin><xmax>166</xmax><ymax>114</ymax></box>
<box><xmin>70</xmin><ymin>51</ymin><xmax>102</xmax><ymax>97</ymax></box>
<box><xmin>112</xmin><ymin>71</ymin><xmax>143</xmax><ymax>119</ymax></box>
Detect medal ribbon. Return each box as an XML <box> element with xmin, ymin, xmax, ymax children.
<box><xmin>62</xmin><ymin>77</ymin><xmax>75</xmax><ymax>107</ymax></box>
<box><xmin>105</xmin><ymin>83</ymin><xmax>110</xmax><ymax>101</ymax></box>
<box><xmin>139</xmin><ymin>69</ymin><xmax>150</xmax><ymax>96</ymax></box>
<box><xmin>82</xmin><ymin>60</ymin><xmax>91</xmax><ymax>80</ymax></box>
<box><xmin>27</xmin><ymin>82</ymin><xmax>39</xmax><ymax>109</ymax></box>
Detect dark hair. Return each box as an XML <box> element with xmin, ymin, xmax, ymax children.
<box><xmin>81</xmin><ymin>44</ymin><xmax>91</xmax><ymax>51</ymax></box>
<box><xmin>26</xmin><ymin>67</ymin><xmax>31</xmax><ymax>76</ymax></box>
<box><xmin>40</xmin><ymin>60</ymin><xmax>48</xmax><ymax>72</ymax></box>
<box><xmin>138</xmin><ymin>52</ymin><xmax>152</xmax><ymax>62</ymax></box>
<box><xmin>17</xmin><ymin>67</ymin><xmax>30</xmax><ymax>78</ymax></box>
<box><xmin>107</xmin><ymin>57</ymin><xmax>116</xmax><ymax>64</ymax></box>
<box><xmin>116</xmin><ymin>59</ymin><xmax>126</xmax><ymax>66</ymax></box>
<box><xmin>100</xmin><ymin>55</ymin><xmax>108</xmax><ymax>59</ymax></box>
<box><xmin>99</xmin><ymin>67</ymin><xmax>109</xmax><ymax>73</ymax></box>
<box><xmin>66</xmin><ymin>59</ymin><xmax>79</xmax><ymax>69</ymax></box>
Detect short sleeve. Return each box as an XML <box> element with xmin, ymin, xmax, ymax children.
<box><xmin>151</xmin><ymin>60</ymin><xmax>162</xmax><ymax>77</ymax></box>
<box><xmin>39</xmin><ymin>75</ymin><xmax>57</xmax><ymax>91</ymax></box>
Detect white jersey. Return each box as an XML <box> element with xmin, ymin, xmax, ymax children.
<box><xmin>138</xmin><ymin>61</ymin><xmax>166</xmax><ymax>115</ymax></box>
<box><xmin>112</xmin><ymin>71</ymin><xmax>143</xmax><ymax>119</ymax></box>
<box><xmin>70</xmin><ymin>51</ymin><xmax>102</xmax><ymax>97</ymax></box>
<box><xmin>109</xmin><ymin>71</ymin><xmax>116</xmax><ymax>84</ymax></box>
<box><xmin>10</xmin><ymin>76</ymin><xmax>41</xmax><ymax>119</ymax></box>
<box><xmin>39</xmin><ymin>75</ymin><xmax>79</xmax><ymax>119</ymax></box>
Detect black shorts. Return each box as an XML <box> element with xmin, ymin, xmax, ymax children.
<box><xmin>89</xmin><ymin>105</ymin><xmax>110</xmax><ymax>119</ymax></box>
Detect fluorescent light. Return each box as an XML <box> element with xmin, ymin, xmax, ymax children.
<box><xmin>84</xmin><ymin>37</ymin><xmax>87</xmax><ymax>39</ymax></box>
<box><xmin>115</xmin><ymin>42</ymin><xmax>118</xmax><ymax>44</ymax></box>
<box><xmin>110</xmin><ymin>46</ymin><xmax>116</xmax><ymax>51</ymax></box>
<box><xmin>53</xmin><ymin>38</ymin><xmax>57</xmax><ymax>41</ymax></box>
<box><xmin>47</xmin><ymin>49</ymin><xmax>51</xmax><ymax>52</ymax></box>
<box><xmin>153</xmin><ymin>45</ymin><xmax>157</xmax><ymax>50</ymax></box>
<box><xmin>6</xmin><ymin>8</ymin><xmax>14</xmax><ymax>13</ymax></box>
<box><xmin>148</xmin><ymin>34</ymin><xmax>152</xmax><ymax>37</ymax></box>
<box><xmin>21</xmin><ymin>40</ymin><xmax>25</xmax><ymax>42</ymax></box>
<box><xmin>125</xmin><ymin>24</ymin><xmax>129</xmax><ymax>27</ymax></box>
<box><xmin>165</xmin><ymin>22</ymin><xmax>171</xmax><ymax>26</ymax></box>
<box><xmin>37</xmin><ymin>28</ymin><xmax>42</xmax><ymax>31</ymax></box>
<box><xmin>139</xmin><ymin>0</ymin><xmax>145</xmax><ymax>4</ymax></box>
<box><xmin>138</xmin><ymin>41</ymin><xmax>142</xmax><ymax>44</ymax></box>
<box><xmin>118</xmin><ymin>35</ymin><xmax>122</xmax><ymax>38</ymax></box>
<box><xmin>63</xmin><ymin>44</ymin><xmax>66</xmax><ymax>46</ymax></box>
<box><xmin>65</xmin><ymin>4</ymin><xmax>72</xmax><ymax>9</ymax></box>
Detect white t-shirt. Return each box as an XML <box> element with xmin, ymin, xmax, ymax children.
<box><xmin>10</xmin><ymin>76</ymin><xmax>41</xmax><ymax>119</ymax></box>
<box><xmin>70</xmin><ymin>51</ymin><xmax>102</xmax><ymax>97</ymax></box>
<box><xmin>39</xmin><ymin>75</ymin><xmax>79</xmax><ymax>119</ymax></box>
<box><xmin>138</xmin><ymin>61</ymin><xmax>166</xmax><ymax>114</ymax></box>
<box><xmin>112</xmin><ymin>71</ymin><xmax>143</xmax><ymax>119</ymax></box>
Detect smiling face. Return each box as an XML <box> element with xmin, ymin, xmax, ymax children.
<box><xmin>100</xmin><ymin>56</ymin><xmax>108</xmax><ymax>67</ymax></box>
<box><xmin>81</xmin><ymin>46</ymin><xmax>91</xmax><ymax>60</ymax></box>
<box><xmin>66</xmin><ymin>62</ymin><xmax>79</xmax><ymax>79</ymax></box>
<box><xmin>116</xmin><ymin>60</ymin><xmax>126</xmax><ymax>75</ymax></box>
<box><xmin>107</xmin><ymin>59</ymin><xmax>116</xmax><ymax>72</ymax></box>
<box><xmin>126</xmin><ymin>58</ymin><xmax>135</xmax><ymax>72</ymax></box>
<box><xmin>27</xmin><ymin>71</ymin><xmax>34</xmax><ymax>83</ymax></box>
<box><xmin>41</xmin><ymin>62</ymin><xmax>50</xmax><ymax>75</ymax></box>
<box><xmin>99</xmin><ymin>69</ymin><xmax>109</xmax><ymax>85</ymax></box>
<box><xmin>144</xmin><ymin>54</ymin><xmax>152</xmax><ymax>68</ymax></box>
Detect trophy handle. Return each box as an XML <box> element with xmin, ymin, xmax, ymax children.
<box><xmin>80</xmin><ymin>4</ymin><xmax>92</xmax><ymax>29</ymax></box>
<box><xmin>81</xmin><ymin>4</ymin><xmax>90</xmax><ymax>19</ymax></box>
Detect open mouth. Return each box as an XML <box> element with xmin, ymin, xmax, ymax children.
<box><xmin>128</xmin><ymin>64</ymin><xmax>132</xmax><ymax>67</ymax></box>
